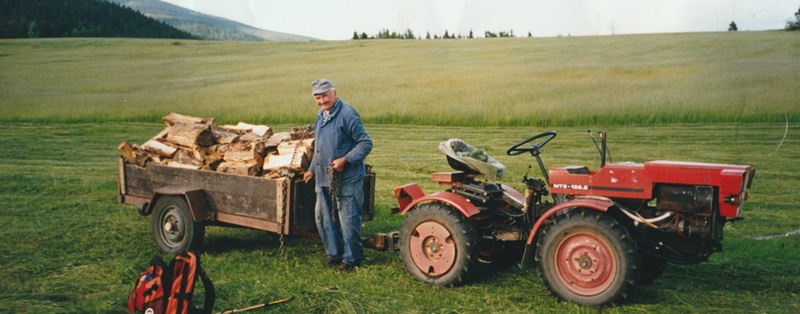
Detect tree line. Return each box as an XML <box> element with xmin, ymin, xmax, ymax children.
<box><xmin>0</xmin><ymin>0</ymin><xmax>196</xmax><ymax>39</ymax></box>
<box><xmin>787</xmin><ymin>6</ymin><xmax>800</xmax><ymax>30</ymax></box>
<box><xmin>357</xmin><ymin>6</ymin><xmax>800</xmax><ymax>40</ymax></box>
<box><xmin>353</xmin><ymin>29</ymin><xmax>532</xmax><ymax>40</ymax></box>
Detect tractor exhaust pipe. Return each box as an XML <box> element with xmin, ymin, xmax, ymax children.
<box><xmin>588</xmin><ymin>129</ymin><xmax>610</xmax><ymax>168</ymax></box>
<box><xmin>600</xmin><ymin>131</ymin><xmax>607</xmax><ymax>168</ymax></box>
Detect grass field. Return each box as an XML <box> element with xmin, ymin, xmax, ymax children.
<box><xmin>1</xmin><ymin>31</ymin><xmax>798</xmax><ymax>126</ymax></box>
<box><xmin>0</xmin><ymin>33</ymin><xmax>799</xmax><ymax>313</ymax></box>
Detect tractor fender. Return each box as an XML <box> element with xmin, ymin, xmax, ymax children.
<box><xmin>395</xmin><ymin>183</ymin><xmax>480</xmax><ymax>218</ymax></box>
<box><xmin>519</xmin><ymin>197</ymin><xmax>616</xmax><ymax>270</ymax></box>
<box><xmin>526</xmin><ymin>197</ymin><xmax>615</xmax><ymax>245</ymax></box>
<box><xmin>140</xmin><ymin>186</ymin><xmax>211</xmax><ymax>223</ymax></box>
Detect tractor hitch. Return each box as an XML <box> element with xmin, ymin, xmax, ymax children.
<box><xmin>362</xmin><ymin>231</ymin><xmax>400</xmax><ymax>251</ymax></box>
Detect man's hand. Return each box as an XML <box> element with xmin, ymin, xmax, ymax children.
<box><xmin>331</xmin><ymin>157</ymin><xmax>348</xmax><ymax>172</ymax></box>
<box><xmin>303</xmin><ymin>171</ymin><xmax>314</xmax><ymax>183</ymax></box>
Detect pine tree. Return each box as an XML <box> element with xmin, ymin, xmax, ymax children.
<box><xmin>787</xmin><ymin>6</ymin><xmax>800</xmax><ymax>30</ymax></box>
<box><xmin>27</xmin><ymin>21</ymin><xmax>39</xmax><ymax>38</ymax></box>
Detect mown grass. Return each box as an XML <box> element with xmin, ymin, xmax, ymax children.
<box><xmin>1</xmin><ymin>31</ymin><xmax>798</xmax><ymax>126</ymax></box>
<box><xmin>0</xmin><ymin>121</ymin><xmax>798</xmax><ymax>313</ymax></box>
<box><xmin>0</xmin><ymin>33</ymin><xmax>798</xmax><ymax>312</ymax></box>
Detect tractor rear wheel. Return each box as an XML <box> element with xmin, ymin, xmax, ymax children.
<box><xmin>399</xmin><ymin>202</ymin><xmax>477</xmax><ymax>286</ymax></box>
<box><xmin>536</xmin><ymin>209</ymin><xmax>639</xmax><ymax>306</ymax></box>
<box><xmin>151</xmin><ymin>195</ymin><xmax>204</xmax><ymax>254</ymax></box>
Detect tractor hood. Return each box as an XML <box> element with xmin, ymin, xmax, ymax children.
<box><xmin>549</xmin><ymin>160</ymin><xmax>755</xmax><ymax>217</ymax></box>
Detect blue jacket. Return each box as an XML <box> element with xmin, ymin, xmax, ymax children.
<box><xmin>309</xmin><ymin>99</ymin><xmax>373</xmax><ymax>189</ymax></box>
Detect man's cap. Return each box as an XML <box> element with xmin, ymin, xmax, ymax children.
<box><xmin>311</xmin><ymin>78</ymin><xmax>335</xmax><ymax>95</ymax></box>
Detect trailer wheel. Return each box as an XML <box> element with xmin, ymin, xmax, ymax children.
<box><xmin>151</xmin><ymin>195</ymin><xmax>204</xmax><ymax>254</ymax></box>
<box><xmin>536</xmin><ymin>209</ymin><xmax>639</xmax><ymax>306</ymax></box>
<box><xmin>399</xmin><ymin>202</ymin><xmax>477</xmax><ymax>286</ymax></box>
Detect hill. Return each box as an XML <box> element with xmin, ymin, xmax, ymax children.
<box><xmin>108</xmin><ymin>0</ymin><xmax>315</xmax><ymax>42</ymax></box>
<box><xmin>0</xmin><ymin>0</ymin><xmax>196</xmax><ymax>39</ymax></box>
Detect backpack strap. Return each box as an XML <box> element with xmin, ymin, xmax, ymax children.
<box><xmin>196</xmin><ymin>265</ymin><xmax>216</xmax><ymax>314</ymax></box>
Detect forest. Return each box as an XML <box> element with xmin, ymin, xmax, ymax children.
<box><xmin>0</xmin><ymin>0</ymin><xmax>196</xmax><ymax>39</ymax></box>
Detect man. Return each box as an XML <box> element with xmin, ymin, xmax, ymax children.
<box><xmin>303</xmin><ymin>78</ymin><xmax>373</xmax><ymax>271</ymax></box>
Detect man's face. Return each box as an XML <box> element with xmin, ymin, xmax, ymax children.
<box><xmin>314</xmin><ymin>89</ymin><xmax>337</xmax><ymax>111</ymax></box>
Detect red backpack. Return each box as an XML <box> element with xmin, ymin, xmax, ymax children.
<box><xmin>127</xmin><ymin>251</ymin><xmax>215</xmax><ymax>314</ymax></box>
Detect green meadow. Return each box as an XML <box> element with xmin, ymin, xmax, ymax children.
<box><xmin>0</xmin><ymin>32</ymin><xmax>798</xmax><ymax>313</ymax></box>
<box><xmin>1</xmin><ymin>31</ymin><xmax>797</xmax><ymax>125</ymax></box>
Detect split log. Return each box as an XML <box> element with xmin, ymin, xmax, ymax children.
<box><xmin>153</xmin><ymin>128</ymin><xmax>169</xmax><ymax>140</ymax></box>
<box><xmin>217</xmin><ymin>161</ymin><xmax>261</xmax><ymax>176</ymax></box>
<box><xmin>134</xmin><ymin>154</ymin><xmax>154</xmax><ymax>167</ymax></box>
<box><xmin>165</xmin><ymin>123</ymin><xmax>215</xmax><ymax>148</ymax></box>
<box><xmin>263</xmin><ymin>151</ymin><xmax>309</xmax><ymax>172</ymax></box>
<box><xmin>239</xmin><ymin>132</ymin><xmax>270</xmax><ymax>143</ymax></box>
<box><xmin>290</xmin><ymin>125</ymin><xmax>314</xmax><ymax>140</ymax></box>
<box><xmin>117</xmin><ymin>141</ymin><xmax>137</xmax><ymax>160</ymax></box>
<box><xmin>277</xmin><ymin>138</ymin><xmax>314</xmax><ymax>156</ymax></box>
<box><xmin>163</xmin><ymin>112</ymin><xmax>214</xmax><ymax>126</ymax></box>
<box><xmin>173</xmin><ymin>148</ymin><xmax>205</xmax><ymax>167</ymax></box>
<box><xmin>141</xmin><ymin>139</ymin><xmax>178</xmax><ymax>158</ymax></box>
<box><xmin>224</xmin><ymin>141</ymin><xmax>266</xmax><ymax>164</ymax></box>
<box><xmin>219</xmin><ymin>122</ymin><xmax>271</xmax><ymax>136</ymax></box>
<box><xmin>223</xmin><ymin>149</ymin><xmax>256</xmax><ymax>161</ymax></box>
<box><xmin>167</xmin><ymin>161</ymin><xmax>202</xmax><ymax>170</ymax></box>
<box><xmin>206</xmin><ymin>144</ymin><xmax>230</xmax><ymax>161</ymax></box>
<box><xmin>234</xmin><ymin>122</ymin><xmax>272</xmax><ymax>137</ymax></box>
<box><xmin>265</xmin><ymin>132</ymin><xmax>292</xmax><ymax>148</ymax></box>
<box><xmin>117</xmin><ymin>141</ymin><xmax>159</xmax><ymax>167</ymax></box>
<box><xmin>212</xmin><ymin>128</ymin><xmax>241</xmax><ymax>144</ymax></box>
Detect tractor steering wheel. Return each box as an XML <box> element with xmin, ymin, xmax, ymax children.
<box><xmin>506</xmin><ymin>131</ymin><xmax>557</xmax><ymax>156</ymax></box>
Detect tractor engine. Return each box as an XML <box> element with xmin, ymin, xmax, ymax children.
<box><xmin>656</xmin><ymin>184</ymin><xmax>722</xmax><ymax>242</ymax></box>
<box><xmin>620</xmin><ymin>184</ymin><xmax>728</xmax><ymax>264</ymax></box>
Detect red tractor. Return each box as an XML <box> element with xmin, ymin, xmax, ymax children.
<box><xmin>393</xmin><ymin>131</ymin><xmax>755</xmax><ymax>305</ymax></box>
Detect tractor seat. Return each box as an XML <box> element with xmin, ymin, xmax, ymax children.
<box><xmin>439</xmin><ymin>138</ymin><xmax>506</xmax><ymax>180</ymax></box>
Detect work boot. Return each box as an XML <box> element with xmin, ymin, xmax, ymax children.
<box><xmin>324</xmin><ymin>257</ymin><xmax>342</xmax><ymax>267</ymax></box>
<box><xmin>336</xmin><ymin>263</ymin><xmax>356</xmax><ymax>272</ymax></box>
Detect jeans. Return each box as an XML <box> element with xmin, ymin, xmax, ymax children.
<box><xmin>315</xmin><ymin>178</ymin><xmax>364</xmax><ymax>266</ymax></box>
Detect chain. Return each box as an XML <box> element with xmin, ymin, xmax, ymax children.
<box><xmin>277</xmin><ymin>127</ymin><xmax>310</xmax><ymax>256</ymax></box>
<box><xmin>327</xmin><ymin>165</ymin><xmax>342</xmax><ymax>223</ymax></box>
<box><xmin>279</xmin><ymin>176</ymin><xmax>287</xmax><ymax>257</ymax></box>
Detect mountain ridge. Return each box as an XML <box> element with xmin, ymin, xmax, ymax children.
<box><xmin>108</xmin><ymin>0</ymin><xmax>315</xmax><ymax>42</ymax></box>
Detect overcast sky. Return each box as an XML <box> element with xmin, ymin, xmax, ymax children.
<box><xmin>161</xmin><ymin>0</ymin><xmax>800</xmax><ymax>40</ymax></box>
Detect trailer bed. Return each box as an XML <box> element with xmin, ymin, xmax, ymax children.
<box><xmin>117</xmin><ymin>158</ymin><xmax>375</xmax><ymax>236</ymax></box>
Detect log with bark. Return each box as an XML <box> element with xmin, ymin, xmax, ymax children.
<box><xmin>166</xmin><ymin>123</ymin><xmax>215</xmax><ymax>148</ymax></box>
<box><xmin>162</xmin><ymin>112</ymin><xmax>214</xmax><ymax>126</ymax></box>
<box><xmin>141</xmin><ymin>139</ymin><xmax>178</xmax><ymax>158</ymax></box>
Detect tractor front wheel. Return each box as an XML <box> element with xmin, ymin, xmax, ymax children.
<box><xmin>536</xmin><ymin>209</ymin><xmax>639</xmax><ymax>306</ymax></box>
<box><xmin>399</xmin><ymin>203</ymin><xmax>477</xmax><ymax>286</ymax></box>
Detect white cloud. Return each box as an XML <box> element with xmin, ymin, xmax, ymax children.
<box><xmin>160</xmin><ymin>0</ymin><xmax>800</xmax><ymax>40</ymax></box>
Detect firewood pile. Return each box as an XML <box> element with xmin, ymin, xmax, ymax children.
<box><xmin>117</xmin><ymin>113</ymin><xmax>314</xmax><ymax>179</ymax></box>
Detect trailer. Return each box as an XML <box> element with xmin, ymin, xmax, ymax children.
<box><xmin>116</xmin><ymin>157</ymin><xmax>381</xmax><ymax>254</ymax></box>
